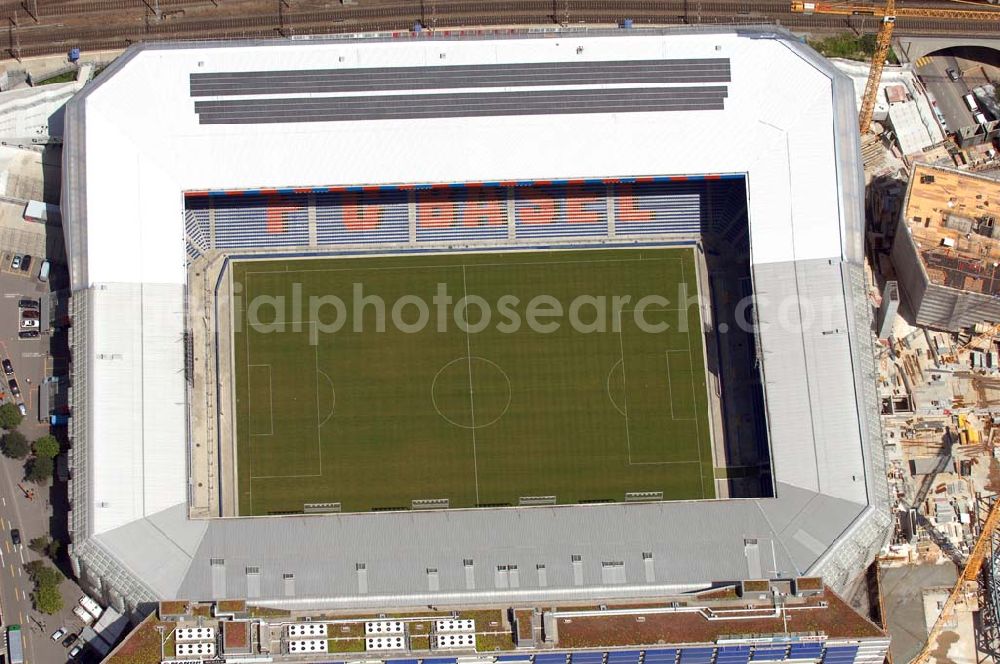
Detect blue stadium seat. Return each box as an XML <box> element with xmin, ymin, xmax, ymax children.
<box><xmin>211</xmin><ymin>193</ymin><xmax>310</xmax><ymax>249</ymax></box>
<box><xmin>789</xmin><ymin>643</ymin><xmax>823</xmax><ymax>658</ymax></box>
<box><xmin>535</xmin><ymin>654</ymin><xmax>570</xmax><ymax>664</ymax></box>
<box><xmin>750</xmin><ymin>647</ymin><xmax>788</xmax><ymax>661</ymax></box>
<box><xmin>678</xmin><ymin>647</ymin><xmax>715</xmax><ymax>664</ymax></box>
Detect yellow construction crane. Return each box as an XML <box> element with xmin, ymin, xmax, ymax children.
<box><xmin>911</xmin><ymin>497</ymin><xmax>1000</xmax><ymax>664</ymax></box>
<box><xmin>790</xmin><ymin>1</ymin><xmax>1000</xmax><ymax>133</ymax></box>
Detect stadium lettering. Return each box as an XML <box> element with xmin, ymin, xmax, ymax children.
<box><xmin>564</xmin><ymin>184</ymin><xmax>603</xmax><ymax>224</ymax></box>
<box><xmin>342</xmin><ymin>192</ymin><xmax>382</xmax><ymax>231</ymax></box>
<box><xmin>463</xmin><ymin>188</ymin><xmax>505</xmax><ymax>227</ymax></box>
<box><xmin>265</xmin><ymin>194</ymin><xmax>290</xmax><ymax>234</ymax></box>
<box><xmin>417</xmin><ymin>189</ymin><xmax>456</xmax><ymax>228</ymax></box>
<box><xmin>616</xmin><ymin>184</ymin><xmax>654</xmax><ymax>223</ymax></box>
<box><xmin>517</xmin><ymin>193</ymin><xmax>556</xmax><ymax>225</ymax></box>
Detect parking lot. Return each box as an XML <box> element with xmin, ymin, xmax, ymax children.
<box><xmin>0</xmin><ymin>262</ymin><xmax>95</xmax><ymax>663</ymax></box>
<box><xmin>915</xmin><ymin>47</ymin><xmax>1000</xmax><ymax>136</ymax></box>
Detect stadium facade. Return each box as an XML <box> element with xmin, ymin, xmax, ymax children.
<box><xmin>61</xmin><ymin>27</ymin><xmax>891</xmax><ymax>615</ymax></box>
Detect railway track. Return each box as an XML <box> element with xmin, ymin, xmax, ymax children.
<box><xmin>3</xmin><ymin>0</ymin><xmax>999</xmax><ymax>60</ymax></box>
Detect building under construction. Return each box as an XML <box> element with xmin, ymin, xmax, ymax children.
<box><xmin>893</xmin><ymin>164</ymin><xmax>1000</xmax><ymax>331</ymax></box>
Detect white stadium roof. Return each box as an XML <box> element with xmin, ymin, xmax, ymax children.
<box><xmin>62</xmin><ymin>27</ymin><xmax>889</xmax><ymax>610</ymax></box>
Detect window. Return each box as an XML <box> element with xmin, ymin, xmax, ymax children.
<box><xmin>246</xmin><ymin>566</ymin><xmax>260</xmax><ymax>575</ymax></box>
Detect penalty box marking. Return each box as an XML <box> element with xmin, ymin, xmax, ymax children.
<box><xmin>616</xmin><ymin>306</ymin><xmax>704</xmax><ymax>469</ymax></box>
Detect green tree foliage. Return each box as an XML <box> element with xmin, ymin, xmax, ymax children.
<box><xmin>808</xmin><ymin>32</ymin><xmax>898</xmax><ymax>64</ymax></box>
<box><xmin>33</xmin><ymin>435</ymin><xmax>59</xmax><ymax>459</ymax></box>
<box><xmin>26</xmin><ymin>455</ymin><xmax>53</xmax><ymax>484</ymax></box>
<box><xmin>0</xmin><ymin>403</ymin><xmax>23</xmax><ymax>430</ymax></box>
<box><xmin>32</xmin><ymin>580</ymin><xmax>63</xmax><ymax>614</ymax></box>
<box><xmin>28</xmin><ymin>536</ymin><xmax>50</xmax><ymax>554</ymax></box>
<box><xmin>1</xmin><ymin>430</ymin><xmax>29</xmax><ymax>459</ymax></box>
<box><xmin>24</xmin><ymin>560</ymin><xmax>61</xmax><ymax>587</ymax></box>
<box><xmin>25</xmin><ymin>560</ymin><xmax>63</xmax><ymax>615</ymax></box>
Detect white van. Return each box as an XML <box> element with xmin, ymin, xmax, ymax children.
<box><xmin>975</xmin><ymin>112</ymin><xmax>989</xmax><ymax>126</ymax></box>
<box><xmin>72</xmin><ymin>605</ymin><xmax>93</xmax><ymax>624</ymax></box>
<box><xmin>37</xmin><ymin>259</ymin><xmax>49</xmax><ymax>282</ymax></box>
<box><xmin>965</xmin><ymin>93</ymin><xmax>980</xmax><ymax>112</ymax></box>
<box><xmin>78</xmin><ymin>594</ymin><xmax>103</xmax><ymax>621</ymax></box>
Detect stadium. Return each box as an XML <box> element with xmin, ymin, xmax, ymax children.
<box><xmin>61</xmin><ymin>26</ymin><xmax>890</xmax><ymax>617</ymax></box>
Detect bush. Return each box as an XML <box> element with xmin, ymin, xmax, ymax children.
<box><xmin>0</xmin><ymin>403</ymin><xmax>22</xmax><ymax>430</ymax></box>
<box><xmin>28</xmin><ymin>536</ymin><xmax>50</xmax><ymax>554</ymax></box>
<box><xmin>32</xmin><ymin>580</ymin><xmax>63</xmax><ymax>614</ymax></box>
<box><xmin>26</xmin><ymin>456</ymin><xmax>53</xmax><ymax>484</ymax></box>
<box><xmin>1</xmin><ymin>431</ymin><xmax>29</xmax><ymax>459</ymax></box>
<box><xmin>33</xmin><ymin>435</ymin><xmax>59</xmax><ymax>459</ymax></box>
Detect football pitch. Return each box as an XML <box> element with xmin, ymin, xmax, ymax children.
<box><xmin>231</xmin><ymin>248</ymin><xmax>715</xmax><ymax>515</ymax></box>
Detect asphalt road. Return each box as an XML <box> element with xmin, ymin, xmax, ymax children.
<box><xmin>917</xmin><ymin>53</ymin><xmax>977</xmax><ymax>134</ymax></box>
<box><xmin>0</xmin><ymin>269</ymin><xmax>87</xmax><ymax>664</ymax></box>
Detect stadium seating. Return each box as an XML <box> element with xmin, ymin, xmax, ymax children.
<box><xmin>376</xmin><ymin>641</ymin><xmax>855</xmax><ymax>664</ymax></box>
<box><xmin>316</xmin><ymin>191</ymin><xmax>409</xmax><ymax>245</ymax></box>
<box><xmin>183</xmin><ymin>176</ymin><xmax>750</xmax><ymax>253</ymax></box>
<box><xmin>212</xmin><ymin>194</ymin><xmax>309</xmax><ymax>249</ymax></box>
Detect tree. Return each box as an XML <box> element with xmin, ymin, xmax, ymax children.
<box><xmin>1</xmin><ymin>431</ymin><xmax>29</xmax><ymax>459</ymax></box>
<box><xmin>0</xmin><ymin>403</ymin><xmax>22</xmax><ymax>430</ymax></box>
<box><xmin>24</xmin><ymin>561</ymin><xmax>61</xmax><ymax>588</ymax></box>
<box><xmin>32</xmin><ymin>580</ymin><xmax>63</xmax><ymax>615</ymax></box>
<box><xmin>32</xmin><ymin>435</ymin><xmax>59</xmax><ymax>460</ymax></box>
<box><xmin>28</xmin><ymin>536</ymin><xmax>50</xmax><ymax>555</ymax></box>
<box><xmin>25</xmin><ymin>456</ymin><xmax>53</xmax><ymax>484</ymax></box>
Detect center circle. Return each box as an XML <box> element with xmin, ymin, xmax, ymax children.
<box><xmin>431</xmin><ymin>356</ymin><xmax>512</xmax><ymax>429</ymax></box>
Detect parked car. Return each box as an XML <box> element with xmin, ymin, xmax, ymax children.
<box><xmin>2</xmin><ymin>359</ymin><xmax>12</xmax><ymax>375</ymax></box>
<box><xmin>16</xmin><ymin>403</ymin><xmax>25</xmax><ymax>417</ymax></box>
<box><xmin>975</xmin><ymin>111</ymin><xmax>988</xmax><ymax>125</ymax></box>
<box><xmin>19</xmin><ymin>319</ymin><xmax>38</xmax><ymax>330</ymax></box>
<box><xmin>20</xmin><ymin>310</ymin><xmax>38</xmax><ymax>319</ymax></box>
<box><xmin>10</xmin><ymin>254</ymin><xmax>21</xmax><ymax>270</ymax></box>
<box><xmin>18</xmin><ymin>299</ymin><xmax>39</xmax><ymax>309</ymax></box>
<box><xmin>947</xmin><ymin>68</ymin><xmax>960</xmax><ymax>81</ymax></box>
<box><xmin>8</xmin><ymin>379</ymin><xmax>19</xmax><ymax>398</ymax></box>
<box><xmin>68</xmin><ymin>644</ymin><xmax>82</xmax><ymax>658</ymax></box>
<box><xmin>62</xmin><ymin>632</ymin><xmax>78</xmax><ymax>648</ymax></box>
<box><xmin>17</xmin><ymin>330</ymin><xmax>38</xmax><ymax>339</ymax></box>
<box><xmin>10</xmin><ymin>529</ymin><xmax>20</xmax><ymax>546</ymax></box>
<box><xmin>50</xmin><ymin>628</ymin><xmax>66</xmax><ymax>641</ymax></box>
<box><xmin>19</xmin><ymin>255</ymin><xmax>30</xmax><ymax>272</ymax></box>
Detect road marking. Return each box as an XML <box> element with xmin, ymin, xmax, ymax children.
<box><xmin>18</xmin><ymin>548</ymin><xmax>24</xmax><ymax>564</ymax></box>
<box><xmin>2</xmin><ymin>496</ymin><xmax>6</xmax><ymax>506</ymax></box>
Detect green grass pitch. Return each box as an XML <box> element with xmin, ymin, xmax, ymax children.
<box><xmin>232</xmin><ymin>247</ymin><xmax>715</xmax><ymax>515</ymax></box>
